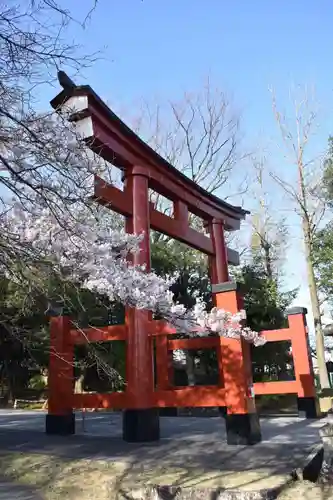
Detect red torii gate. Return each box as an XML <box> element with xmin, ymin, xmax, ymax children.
<box><xmin>45</xmin><ymin>73</ymin><xmax>318</xmax><ymax>445</ymax></box>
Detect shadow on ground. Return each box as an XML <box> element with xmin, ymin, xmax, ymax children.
<box><xmin>0</xmin><ymin>411</ymin><xmax>326</xmax><ymax>498</ymax></box>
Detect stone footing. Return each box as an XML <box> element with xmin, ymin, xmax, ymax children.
<box><xmin>123</xmin><ymin>408</ymin><xmax>160</xmax><ymax>442</ymax></box>
<box><xmin>225</xmin><ymin>412</ymin><xmax>262</xmax><ymax>445</ymax></box>
<box><xmin>45</xmin><ymin>413</ymin><xmax>75</xmax><ymax>435</ymax></box>
<box><xmin>297</xmin><ymin>397</ymin><xmax>320</xmax><ymax>418</ymax></box>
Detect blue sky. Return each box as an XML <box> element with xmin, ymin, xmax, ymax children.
<box><xmin>45</xmin><ymin>0</ymin><xmax>333</xmax><ymax>330</ymax></box>
<box><xmin>61</xmin><ymin>0</ymin><xmax>333</xmax><ymax>130</ymax></box>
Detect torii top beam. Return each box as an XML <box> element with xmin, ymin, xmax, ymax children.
<box><xmin>51</xmin><ymin>72</ymin><xmax>249</xmax><ymax>264</ymax></box>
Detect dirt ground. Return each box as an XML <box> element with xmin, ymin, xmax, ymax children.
<box><xmin>0</xmin><ymin>452</ymin><xmax>332</xmax><ymax>500</ymax></box>
<box><xmin>277</xmin><ymin>480</ymin><xmax>333</xmax><ymax>499</ymax></box>
<box><xmin>0</xmin><ymin>453</ymin><xmax>127</xmax><ymax>500</ymax></box>
<box><xmin>0</xmin><ymin>411</ymin><xmax>327</xmax><ymax>499</ymax></box>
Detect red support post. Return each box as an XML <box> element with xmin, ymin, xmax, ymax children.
<box><xmin>209</xmin><ymin>219</ymin><xmax>229</xmax><ymax>284</ymax></box>
<box><xmin>46</xmin><ymin>313</ymin><xmax>75</xmax><ymax>435</ymax></box>
<box><xmin>208</xmin><ymin>220</ymin><xmax>260</xmax><ymax>444</ymax></box>
<box><xmin>122</xmin><ymin>167</ymin><xmax>159</xmax><ymax>442</ymax></box>
<box><xmin>174</xmin><ymin>200</ymin><xmax>189</xmax><ymax>233</ymax></box>
<box><xmin>155</xmin><ymin>334</ymin><xmax>178</xmax><ymax>416</ymax></box>
<box><xmin>155</xmin><ymin>335</ymin><xmax>170</xmax><ymax>390</ymax></box>
<box><xmin>287</xmin><ymin>307</ymin><xmax>320</xmax><ymax>418</ymax></box>
<box><xmin>208</xmin><ymin>219</ymin><xmax>229</xmax><ymax>388</ymax></box>
<box><xmin>213</xmin><ymin>283</ymin><xmax>261</xmax><ymax>444</ymax></box>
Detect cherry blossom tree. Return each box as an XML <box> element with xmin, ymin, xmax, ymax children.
<box><xmin>0</xmin><ymin>2</ymin><xmax>264</xmax><ymax>398</ymax></box>
<box><xmin>0</xmin><ymin>0</ymin><xmax>123</xmax><ymax>389</ymax></box>
<box><xmin>0</xmin><ymin>100</ymin><xmax>263</xmax><ymax>344</ymax></box>
<box><xmin>3</xmin><ymin>182</ymin><xmax>264</xmax><ymax>345</ymax></box>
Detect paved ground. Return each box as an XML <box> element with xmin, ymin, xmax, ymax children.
<box><xmin>0</xmin><ymin>410</ymin><xmax>327</xmax><ymax>497</ymax></box>
<box><xmin>0</xmin><ymin>481</ymin><xmax>42</xmax><ymax>499</ymax></box>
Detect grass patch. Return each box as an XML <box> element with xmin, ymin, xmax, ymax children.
<box><xmin>0</xmin><ymin>451</ymin><xmax>330</xmax><ymax>500</ymax></box>
<box><xmin>18</xmin><ymin>402</ymin><xmax>45</xmax><ymax>410</ymax></box>
<box><xmin>0</xmin><ymin>453</ymin><xmax>128</xmax><ymax>499</ymax></box>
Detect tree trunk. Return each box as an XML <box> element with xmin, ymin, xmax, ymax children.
<box><xmin>185</xmin><ymin>351</ymin><xmax>196</xmax><ymax>386</ymax></box>
<box><xmin>3</xmin><ymin>361</ymin><xmax>14</xmax><ymax>407</ymax></box>
<box><xmin>263</xmin><ymin>241</ymin><xmax>273</xmax><ymax>278</ymax></box>
<box><xmin>302</xmin><ymin>217</ymin><xmax>330</xmax><ymax>390</ymax></box>
<box><xmin>296</xmin><ymin>148</ymin><xmax>330</xmax><ymax>391</ymax></box>
<box><xmin>74</xmin><ymin>374</ymin><xmax>84</xmax><ymax>394</ymax></box>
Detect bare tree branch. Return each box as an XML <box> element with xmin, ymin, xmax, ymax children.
<box><xmin>132</xmin><ymin>79</ymin><xmax>246</xmax><ymax>202</ymax></box>
<box><xmin>0</xmin><ymin>0</ymin><xmax>130</xmax><ymax>392</ymax></box>
<box><xmin>269</xmin><ymin>85</ymin><xmax>330</xmax><ymax>389</ymax></box>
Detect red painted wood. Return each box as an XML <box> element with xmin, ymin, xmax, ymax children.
<box><xmin>209</xmin><ymin>219</ymin><xmax>229</xmax><ymax>283</ymax></box>
<box><xmin>49</xmin><ymin>82</ymin><xmax>317</xmax><ymax>415</ymax></box>
<box><xmin>149</xmin><ymin>320</ymin><xmax>177</xmax><ymax>336</ymax></box>
<box><xmin>54</xmin><ymin>88</ymin><xmax>245</xmax><ymax>229</ymax></box>
<box><xmin>214</xmin><ymin>290</ymin><xmax>256</xmax><ymax>415</ymax></box>
<box><xmin>150</xmin><ymin>208</ymin><xmax>214</xmax><ymax>255</ymax></box>
<box><xmin>253</xmin><ymin>380</ymin><xmax>299</xmax><ymax>395</ymax></box>
<box><xmin>153</xmin><ymin>386</ymin><xmax>226</xmax><ymax>407</ymax></box>
<box><xmin>125</xmin><ymin>172</ymin><xmax>151</xmax><ymax>268</ymax></box>
<box><xmin>174</xmin><ymin>200</ymin><xmax>189</xmax><ymax>231</ymax></box>
<box><xmin>94</xmin><ymin>177</ymin><xmax>132</xmax><ymax>216</ymax></box>
<box><xmin>257</xmin><ymin>314</ymin><xmax>316</xmax><ymax>398</ymax></box>
<box><xmin>155</xmin><ymin>335</ymin><xmax>170</xmax><ymax>389</ymax></box>
<box><xmin>94</xmin><ymin>178</ymin><xmax>214</xmax><ymax>255</ymax></box>
<box><xmin>48</xmin><ymin>316</ymin><xmax>74</xmax><ymax>415</ymax></box>
<box><xmin>86</xmin><ymin>125</ymin><xmax>240</xmax><ymax>228</ymax></box>
<box><xmin>70</xmin><ymin>325</ymin><xmax>127</xmax><ymax>344</ymax></box>
<box><xmin>288</xmin><ymin>313</ymin><xmax>316</xmax><ymax>398</ymax></box>
<box><xmin>124</xmin><ymin>171</ymin><xmax>154</xmax><ymax>408</ymax></box>
<box><xmin>260</xmin><ymin>329</ymin><xmax>292</xmax><ymax>342</ymax></box>
<box><xmin>72</xmin><ymin>392</ymin><xmax>128</xmax><ymax>409</ymax></box>
<box><xmin>94</xmin><ymin>177</ymin><xmax>241</xmax><ymax>261</ymax></box>
<box><xmin>168</xmin><ymin>337</ymin><xmax>218</xmax><ymax>350</ymax></box>
<box><xmin>150</xmin><ymin>320</ymin><xmax>203</xmax><ymax>336</ymax></box>
<box><xmin>209</xmin><ymin>228</ymin><xmax>233</xmax><ymax>393</ymax></box>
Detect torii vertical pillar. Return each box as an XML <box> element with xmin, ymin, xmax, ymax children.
<box><xmin>122</xmin><ymin>166</ymin><xmax>160</xmax><ymax>442</ymax></box>
<box><xmin>46</xmin><ymin>309</ymin><xmax>75</xmax><ymax>435</ymax></box>
<box><xmin>209</xmin><ymin>219</ymin><xmax>261</xmax><ymax>445</ymax></box>
<box><xmin>287</xmin><ymin>307</ymin><xmax>320</xmax><ymax>418</ymax></box>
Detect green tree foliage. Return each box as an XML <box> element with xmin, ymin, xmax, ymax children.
<box><xmin>0</xmin><ymin>230</ymin><xmax>298</xmax><ymax>401</ymax></box>
<box><xmin>322</xmin><ymin>137</ymin><xmax>333</xmax><ymax>205</ymax></box>
<box><xmin>0</xmin><ymin>276</ymin><xmax>49</xmax><ymax>403</ymax></box>
<box><xmin>0</xmin><ymin>270</ymin><xmax>127</xmax><ymax>402</ymax></box>
<box><xmin>238</xmin><ymin>262</ymin><xmax>298</xmax><ymax>382</ymax></box>
<box><xmin>240</xmin><ymin>262</ymin><xmax>297</xmax><ymax>332</ymax></box>
<box><xmin>152</xmin><ymin>235</ymin><xmax>297</xmax><ymax>385</ymax></box>
<box><xmin>151</xmin><ymin>238</ymin><xmax>212</xmax><ymax>311</ymax></box>
<box><xmin>152</xmin><ymin>238</ymin><xmax>214</xmax><ymax>386</ymax></box>
<box><xmin>313</xmin><ymin>137</ymin><xmax>333</xmax><ymax>303</ymax></box>
<box><xmin>313</xmin><ymin>225</ymin><xmax>333</xmax><ymax>302</ymax></box>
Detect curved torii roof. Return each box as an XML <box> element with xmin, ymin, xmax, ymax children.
<box><xmin>51</xmin><ymin>72</ymin><xmax>249</xmax><ymax>234</ymax></box>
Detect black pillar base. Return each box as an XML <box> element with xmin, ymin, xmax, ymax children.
<box><xmin>46</xmin><ymin>413</ymin><xmax>75</xmax><ymax>435</ymax></box>
<box><xmin>225</xmin><ymin>413</ymin><xmax>261</xmax><ymax>445</ymax></box>
<box><xmin>297</xmin><ymin>397</ymin><xmax>320</xmax><ymax>418</ymax></box>
<box><xmin>123</xmin><ymin>408</ymin><xmax>160</xmax><ymax>442</ymax></box>
<box><xmin>218</xmin><ymin>406</ymin><xmax>227</xmax><ymax>417</ymax></box>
